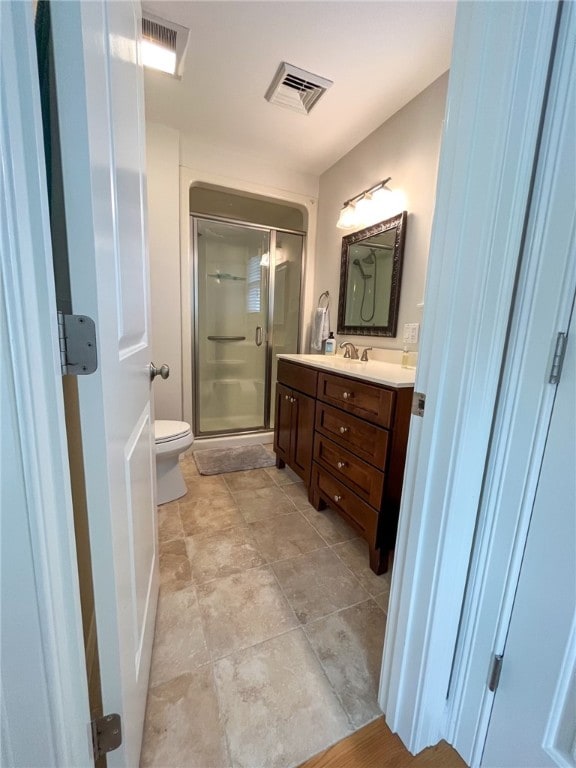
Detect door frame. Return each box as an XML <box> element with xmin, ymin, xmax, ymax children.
<box><xmin>447</xmin><ymin>2</ymin><xmax>575</xmax><ymax>763</ymax></box>
<box><xmin>379</xmin><ymin>0</ymin><xmax>561</xmax><ymax>761</ymax></box>
<box><xmin>0</xmin><ymin>2</ymin><xmax>91</xmax><ymax>764</ymax></box>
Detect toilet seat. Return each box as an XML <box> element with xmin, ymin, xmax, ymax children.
<box><xmin>154</xmin><ymin>420</ymin><xmax>191</xmax><ymax>444</ymax></box>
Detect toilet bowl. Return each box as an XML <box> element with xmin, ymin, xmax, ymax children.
<box><xmin>154</xmin><ymin>420</ymin><xmax>194</xmax><ymax>505</ymax></box>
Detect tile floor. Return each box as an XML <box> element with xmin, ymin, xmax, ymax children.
<box><xmin>141</xmin><ymin>446</ymin><xmax>393</xmax><ymax>768</ymax></box>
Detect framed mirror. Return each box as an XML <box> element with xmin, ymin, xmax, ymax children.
<box><xmin>337</xmin><ymin>211</ymin><xmax>407</xmax><ymax>337</ymax></box>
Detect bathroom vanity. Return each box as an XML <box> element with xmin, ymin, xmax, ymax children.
<box><xmin>274</xmin><ymin>354</ymin><xmax>415</xmax><ymax>574</ymax></box>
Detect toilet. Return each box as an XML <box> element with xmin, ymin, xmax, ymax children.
<box><xmin>154</xmin><ymin>420</ymin><xmax>194</xmax><ymax>505</ymax></box>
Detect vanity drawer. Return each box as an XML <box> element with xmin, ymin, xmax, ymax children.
<box><xmin>277</xmin><ymin>360</ymin><xmax>318</xmax><ymax>397</ymax></box>
<box><xmin>312</xmin><ymin>465</ymin><xmax>378</xmax><ymax>541</ymax></box>
<box><xmin>315</xmin><ymin>402</ymin><xmax>389</xmax><ymax>469</ymax></box>
<box><xmin>317</xmin><ymin>372</ymin><xmax>395</xmax><ymax>428</ymax></box>
<box><xmin>314</xmin><ymin>435</ymin><xmax>384</xmax><ymax>509</ymax></box>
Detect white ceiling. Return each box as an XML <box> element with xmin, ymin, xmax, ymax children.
<box><xmin>142</xmin><ymin>1</ymin><xmax>456</xmax><ymax>176</ymax></box>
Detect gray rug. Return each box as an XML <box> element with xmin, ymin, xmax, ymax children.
<box><xmin>193</xmin><ymin>444</ymin><xmax>276</xmax><ymax>476</ymax></box>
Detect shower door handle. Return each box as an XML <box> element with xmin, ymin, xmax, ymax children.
<box><xmin>255</xmin><ymin>326</ymin><xmax>264</xmax><ymax>347</ymax></box>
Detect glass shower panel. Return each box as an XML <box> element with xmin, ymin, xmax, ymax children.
<box><xmin>269</xmin><ymin>231</ymin><xmax>304</xmax><ymax>428</ymax></box>
<box><xmin>196</xmin><ymin>219</ymin><xmax>270</xmax><ymax>434</ymax></box>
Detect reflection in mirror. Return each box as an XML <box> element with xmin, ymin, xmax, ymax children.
<box><xmin>337</xmin><ymin>212</ymin><xmax>407</xmax><ymax>337</ymax></box>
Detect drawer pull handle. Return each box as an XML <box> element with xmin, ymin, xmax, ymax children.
<box><xmin>342</xmin><ymin>391</ymin><xmax>353</xmax><ymax>400</ymax></box>
<box><xmin>336</xmin><ymin>460</ymin><xmax>346</xmax><ymax>469</ymax></box>
<box><xmin>339</xmin><ymin>426</ymin><xmax>349</xmax><ymax>434</ymax></box>
<box><xmin>333</xmin><ymin>494</ymin><xmax>342</xmax><ymax>502</ymax></box>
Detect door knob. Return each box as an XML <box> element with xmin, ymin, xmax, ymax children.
<box><xmin>150</xmin><ymin>362</ymin><xmax>170</xmax><ymax>381</ymax></box>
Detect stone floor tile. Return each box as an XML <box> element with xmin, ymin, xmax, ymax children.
<box><xmin>264</xmin><ymin>464</ymin><xmax>301</xmax><ymax>486</ymax></box>
<box><xmin>304</xmin><ymin>599</ymin><xmax>387</xmax><ymax>729</ymax></box>
<box><xmin>157</xmin><ymin>502</ymin><xmax>183</xmax><ymax>544</ymax></box>
<box><xmin>280</xmin><ymin>482</ymin><xmax>313</xmax><ymax>509</ymax></box>
<box><xmin>180</xmin><ymin>452</ymin><xmax>200</xmax><ymax>480</ymax></box>
<box><xmin>180</xmin><ymin>495</ymin><xmax>244</xmax><ymax>536</ymax></box>
<box><xmin>248</xmin><ymin>512</ymin><xmax>326</xmax><ymax>564</ymax></box>
<box><xmin>140</xmin><ymin>666</ymin><xmax>230</xmax><ymax>768</ymax></box>
<box><xmin>185</xmin><ymin>526</ymin><xmax>266</xmax><ymax>584</ymax></box>
<box><xmin>197</xmin><ymin>567</ymin><xmax>297</xmax><ymax>659</ymax></box>
<box><xmin>272</xmin><ymin>548</ymin><xmax>369</xmax><ymax>624</ymax></box>
<box><xmin>232</xmin><ymin>485</ymin><xmax>297</xmax><ymax>523</ymax></box>
<box><xmin>332</xmin><ymin>538</ymin><xmax>391</xmax><ymax>596</ymax></box>
<box><xmin>159</xmin><ymin>538</ymin><xmax>192</xmax><ymax>592</ymax></box>
<box><xmin>223</xmin><ymin>468</ymin><xmax>277</xmax><ymax>493</ymax></box>
<box><xmin>181</xmin><ymin>474</ymin><xmax>231</xmax><ymax>501</ymax></box>
<box><xmin>149</xmin><ymin>587</ymin><xmax>209</xmax><ymax>687</ymax></box>
<box><xmin>301</xmin><ymin>504</ymin><xmax>359</xmax><ymax>546</ymax></box>
<box><xmin>372</xmin><ymin>579</ymin><xmax>392</xmax><ymax>613</ymax></box>
<box><xmin>214</xmin><ymin>629</ymin><xmax>351</xmax><ymax>768</ymax></box>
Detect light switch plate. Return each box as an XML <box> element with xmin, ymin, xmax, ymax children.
<box><xmin>403</xmin><ymin>323</ymin><xmax>420</xmax><ymax>344</ymax></box>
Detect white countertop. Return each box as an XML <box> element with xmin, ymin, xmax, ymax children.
<box><xmin>277</xmin><ymin>353</ymin><xmax>416</xmax><ymax>388</ymax></box>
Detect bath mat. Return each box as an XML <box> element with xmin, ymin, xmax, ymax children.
<box><xmin>193</xmin><ymin>444</ymin><xmax>276</xmax><ymax>476</ymax></box>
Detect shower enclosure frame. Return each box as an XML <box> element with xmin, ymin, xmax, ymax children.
<box><xmin>189</xmin><ymin>213</ymin><xmax>306</xmax><ymax>438</ymax></box>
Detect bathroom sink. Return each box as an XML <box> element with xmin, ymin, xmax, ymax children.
<box><xmin>277</xmin><ymin>353</ymin><xmax>416</xmax><ymax>388</ymax></box>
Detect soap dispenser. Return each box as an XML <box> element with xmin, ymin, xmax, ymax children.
<box><xmin>324</xmin><ymin>332</ymin><xmax>336</xmax><ymax>355</ymax></box>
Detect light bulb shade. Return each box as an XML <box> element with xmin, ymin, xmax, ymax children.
<box><xmin>354</xmin><ymin>194</ymin><xmax>376</xmax><ymax>227</ymax></box>
<box><xmin>336</xmin><ymin>203</ymin><xmax>357</xmax><ymax>229</ymax></box>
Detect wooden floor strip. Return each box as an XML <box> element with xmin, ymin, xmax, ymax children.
<box><xmin>299</xmin><ymin>718</ymin><xmax>467</xmax><ymax>768</ymax></box>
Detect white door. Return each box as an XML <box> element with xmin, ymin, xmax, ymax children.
<box><xmin>481</xmin><ymin>309</ymin><xmax>576</xmax><ymax>767</ymax></box>
<box><xmin>50</xmin><ymin>2</ymin><xmax>158</xmax><ymax>766</ymax></box>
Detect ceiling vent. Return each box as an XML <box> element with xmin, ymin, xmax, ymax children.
<box><xmin>265</xmin><ymin>62</ymin><xmax>333</xmax><ymax>115</ymax></box>
<box><xmin>141</xmin><ymin>11</ymin><xmax>189</xmax><ymax>77</ymax></box>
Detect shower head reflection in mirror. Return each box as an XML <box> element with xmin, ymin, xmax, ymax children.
<box><xmin>338</xmin><ymin>212</ymin><xmax>407</xmax><ymax>337</ymax></box>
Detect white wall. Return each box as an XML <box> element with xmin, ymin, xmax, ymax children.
<box><xmin>146</xmin><ymin>122</ymin><xmax>182</xmax><ymax>419</ymax></box>
<box><xmin>314</xmin><ymin>73</ymin><xmax>449</xmax><ymax>356</ymax></box>
<box><xmin>179</xmin><ymin>135</ymin><xmax>319</xmax><ymax>200</ymax></box>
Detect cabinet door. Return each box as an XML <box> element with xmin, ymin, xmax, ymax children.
<box><xmin>274</xmin><ymin>383</ymin><xmax>292</xmax><ymax>462</ymax></box>
<box><xmin>291</xmin><ymin>391</ymin><xmax>316</xmax><ymax>485</ymax></box>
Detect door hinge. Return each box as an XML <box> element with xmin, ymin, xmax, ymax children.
<box><xmin>487</xmin><ymin>653</ymin><xmax>504</xmax><ymax>693</ymax></box>
<box><xmin>91</xmin><ymin>713</ymin><xmax>122</xmax><ymax>760</ymax></box>
<box><xmin>549</xmin><ymin>331</ymin><xmax>567</xmax><ymax>384</ymax></box>
<box><xmin>411</xmin><ymin>391</ymin><xmax>426</xmax><ymax>417</ymax></box>
<box><xmin>57</xmin><ymin>311</ymin><xmax>98</xmax><ymax>375</ymax></box>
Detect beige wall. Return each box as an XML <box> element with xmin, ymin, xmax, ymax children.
<box><xmin>146</xmin><ymin>122</ymin><xmax>182</xmax><ymax>420</ymax></box>
<box><xmin>314</xmin><ymin>72</ymin><xmax>449</xmax><ymax>355</ymax></box>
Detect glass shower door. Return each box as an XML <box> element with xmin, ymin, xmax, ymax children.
<box><xmin>195</xmin><ymin>219</ymin><xmax>269</xmax><ymax>434</ymax></box>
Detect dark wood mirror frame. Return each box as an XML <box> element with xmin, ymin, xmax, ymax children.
<box><xmin>337</xmin><ymin>211</ymin><xmax>407</xmax><ymax>337</ymax></box>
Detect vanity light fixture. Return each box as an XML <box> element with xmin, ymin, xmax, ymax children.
<box><xmin>336</xmin><ymin>178</ymin><xmax>393</xmax><ymax>230</ymax></box>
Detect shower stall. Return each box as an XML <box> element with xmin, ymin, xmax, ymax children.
<box><xmin>191</xmin><ymin>216</ymin><xmax>304</xmax><ymax>437</ymax></box>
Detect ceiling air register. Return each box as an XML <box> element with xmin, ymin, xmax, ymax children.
<box><xmin>141</xmin><ymin>12</ymin><xmax>189</xmax><ymax>77</ymax></box>
<box><xmin>265</xmin><ymin>62</ymin><xmax>333</xmax><ymax>115</ymax></box>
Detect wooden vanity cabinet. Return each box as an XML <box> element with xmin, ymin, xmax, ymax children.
<box><xmin>311</xmin><ymin>374</ymin><xmax>413</xmax><ymax>575</ymax></box>
<box><xmin>274</xmin><ymin>361</ymin><xmax>317</xmax><ymax>485</ymax></box>
<box><xmin>273</xmin><ymin>358</ymin><xmax>413</xmax><ymax>575</ymax></box>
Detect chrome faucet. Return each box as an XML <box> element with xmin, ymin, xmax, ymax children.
<box><xmin>360</xmin><ymin>347</ymin><xmax>372</xmax><ymax>362</ymax></box>
<box><xmin>339</xmin><ymin>341</ymin><xmax>359</xmax><ymax>360</ymax></box>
